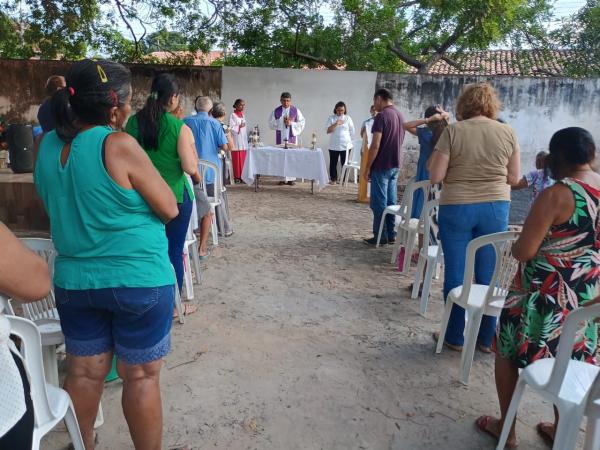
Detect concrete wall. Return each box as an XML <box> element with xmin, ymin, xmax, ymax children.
<box><xmin>0</xmin><ymin>59</ymin><xmax>221</xmax><ymax>123</ymax></box>
<box><xmin>221</xmin><ymin>66</ymin><xmax>377</xmax><ymax>153</ymax></box>
<box><xmin>2</xmin><ymin>59</ymin><xmax>599</xmax><ymax>181</ymax></box>
<box><xmin>377</xmin><ymin>73</ymin><xmax>600</xmax><ymax>179</ymax></box>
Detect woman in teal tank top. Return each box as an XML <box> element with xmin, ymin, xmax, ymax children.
<box><xmin>34</xmin><ymin>59</ymin><xmax>178</xmax><ymax>450</ymax></box>
<box><xmin>125</xmin><ymin>73</ymin><xmax>199</xmax><ymax>311</ymax></box>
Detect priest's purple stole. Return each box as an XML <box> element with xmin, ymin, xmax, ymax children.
<box><xmin>273</xmin><ymin>105</ymin><xmax>298</xmax><ymax>144</ymax></box>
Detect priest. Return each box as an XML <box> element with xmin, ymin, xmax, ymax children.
<box><xmin>268</xmin><ymin>92</ymin><xmax>306</xmax><ymax>185</ymax></box>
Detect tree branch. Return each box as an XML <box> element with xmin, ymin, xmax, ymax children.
<box><xmin>114</xmin><ymin>0</ymin><xmax>140</xmax><ymax>58</ymax></box>
<box><xmin>279</xmin><ymin>48</ymin><xmax>339</xmax><ymax>70</ymax></box>
<box><xmin>398</xmin><ymin>1</ymin><xmax>421</xmax><ymax>7</ymax></box>
<box><xmin>441</xmin><ymin>56</ymin><xmax>462</xmax><ymax>70</ymax></box>
<box><xmin>388</xmin><ymin>44</ymin><xmax>423</xmax><ymax>69</ymax></box>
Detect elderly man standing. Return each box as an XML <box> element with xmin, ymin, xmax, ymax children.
<box><xmin>185</xmin><ymin>96</ymin><xmax>234</xmax><ymax>237</ymax></box>
<box><xmin>363</xmin><ymin>88</ymin><xmax>406</xmax><ymax>246</ymax></box>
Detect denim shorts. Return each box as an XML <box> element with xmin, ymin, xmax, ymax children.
<box><xmin>54</xmin><ymin>285</ymin><xmax>175</xmax><ymax>365</ymax></box>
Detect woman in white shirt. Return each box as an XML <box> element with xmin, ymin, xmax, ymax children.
<box><xmin>326</xmin><ymin>101</ymin><xmax>355</xmax><ymax>184</ymax></box>
<box><xmin>228</xmin><ymin>99</ymin><xmax>248</xmax><ymax>183</ymax></box>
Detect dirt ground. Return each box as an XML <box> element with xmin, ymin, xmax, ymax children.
<box><xmin>45</xmin><ymin>180</ymin><xmax>581</xmax><ymax>450</ymax></box>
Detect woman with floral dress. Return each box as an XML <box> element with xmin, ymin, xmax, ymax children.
<box><xmin>476</xmin><ymin>127</ymin><xmax>600</xmax><ymax>448</ymax></box>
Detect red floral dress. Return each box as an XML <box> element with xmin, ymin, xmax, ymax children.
<box><xmin>495</xmin><ymin>178</ymin><xmax>600</xmax><ymax>368</ymax></box>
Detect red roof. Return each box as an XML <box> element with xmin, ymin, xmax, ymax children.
<box><xmin>408</xmin><ymin>49</ymin><xmax>570</xmax><ymax>77</ymax></box>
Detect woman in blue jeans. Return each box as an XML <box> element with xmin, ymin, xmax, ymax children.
<box><xmin>126</xmin><ymin>73</ymin><xmax>200</xmax><ymax>318</ymax></box>
<box><xmin>428</xmin><ymin>82</ymin><xmax>521</xmax><ymax>352</ymax></box>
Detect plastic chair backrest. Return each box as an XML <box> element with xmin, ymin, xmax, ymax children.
<box><xmin>459</xmin><ymin>231</ymin><xmax>520</xmax><ymax>305</ymax></box>
<box><xmin>6</xmin><ymin>310</ymin><xmax>55</xmax><ymax>427</ymax></box>
<box><xmin>419</xmin><ymin>198</ymin><xmax>439</xmax><ymax>249</ymax></box>
<box><xmin>348</xmin><ymin>139</ymin><xmax>363</xmax><ymax>165</ymax></box>
<box><xmin>399</xmin><ymin>179</ymin><xmax>430</xmax><ymax>222</ymax></box>
<box><xmin>585</xmin><ymin>369</ymin><xmax>600</xmax><ymax>416</ymax></box>
<box><xmin>198</xmin><ymin>159</ymin><xmax>222</xmax><ymax>203</ymax></box>
<box><xmin>545</xmin><ymin>303</ymin><xmax>600</xmax><ymax>395</ymax></box>
<box><xmin>19</xmin><ymin>239</ymin><xmax>58</xmax><ymax>321</ymax></box>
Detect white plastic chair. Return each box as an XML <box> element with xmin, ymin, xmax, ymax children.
<box><xmin>496</xmin><ymin>303</ymin><xmax>600</xmax><ymax>450</ymax></box>
<box><xmin>584</xmin><ymin>372</ymin><xmax>600</xmax><ymax>450</ymax></box>
<box><xmin>436</xmin><ymin>231</ymin><xmax>520</xmax><ymax>385</ymax></box>
<box><xmin>182</xmin><ymin>220</ymin><xmax>202</xmax><ymax>301</ymax></box>
<box><xmin>7</xmin><ymin>310</ymin><xmax>85</xmax><ymax>450</ymax></box>
<box><xmin>199</xmin><ymin>159</ymin><xmax>224</xmax><ymax>246</ymax></box>
<box><xmin>340</xmin><ymin>139</ymin><xmax>363</xmax><ymax>187</ymax></box>
<box><xmin>379</xmin><ymin>180</ymin><xmax>430</xmax><ymax>276</ymax></box>
<box><xmin>18</xmin><ymin>238</ymin><xmax>63</xmax><ymax>387</ymax></box>
<box><xmin>411</xmin><ymin>198</ymin><xmax>442</xmax><ymax>316</ymax></box>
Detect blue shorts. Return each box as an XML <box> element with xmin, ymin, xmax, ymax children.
<box><xmin>54</xmin><ymin>285</ymin><xmax>175</xmax><ymax>365</ymax></box>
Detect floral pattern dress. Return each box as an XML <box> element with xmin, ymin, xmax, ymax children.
<box><xmin>495</xmin><ymin>178</ymin><xmax>600</xmax><ymax>368</ymax></box>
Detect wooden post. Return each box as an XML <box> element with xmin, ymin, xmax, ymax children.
<box><xmin>357</xmin><ymin>133</ymin><xmax>370</xmax><ymax>203</ymax></box>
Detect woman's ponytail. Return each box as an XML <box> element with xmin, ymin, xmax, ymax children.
<box><xmin>50</xmin><ymin>87</ymin><xmax>78</xmax><ymax>143</ymax></box>
<box><xmin>136</xmin><ymin>73</ymin><xmax>179</xmax><ymax>150</ymax></box>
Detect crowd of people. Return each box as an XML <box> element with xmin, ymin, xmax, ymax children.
<box><xmin>1</xmin><ymin>57</ymin><xmax>599</xmax><ymax>450</ymax></box>
<box><xmin>364</xmin><ymin>83</ymin><xmax>599</xmax><ymax>448</ymax></box>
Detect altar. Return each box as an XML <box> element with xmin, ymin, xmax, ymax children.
<box><xmin>241</xmin><ymin>146</ymin><xmax>330</xmax><ymax>193</ymax></box>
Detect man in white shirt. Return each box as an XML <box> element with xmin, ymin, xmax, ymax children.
<box><xmin>268</xmin><ymin>92</ymin><xmax>306</xmax><ymax>185</ymax></box>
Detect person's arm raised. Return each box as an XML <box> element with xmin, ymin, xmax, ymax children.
<box><xmin>177</xmin><ymin>124</ymin><xmax>199</xmax><ymax>176</ymax></box>
<box><xmin>105</xmin><ymin>132</ymin><xmax>178</xmax><ymax>223</ymax></box>
<box><xmin>0</xmin><ymin>223</ymin><xmax>50</xmax><ymax>302</ymax></box>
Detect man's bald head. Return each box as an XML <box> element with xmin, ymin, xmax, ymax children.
<box><xmin>195</xmin><ymin>96</ymin><xmax>213</xmax><ymax>113</ymax></box>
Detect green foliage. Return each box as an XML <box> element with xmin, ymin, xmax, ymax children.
<box><xmin>0</xmin><ymin>0</ymin><xmax>593</xmax><ymax>76</ymax></box>
<box><xmin>553</xmin><ymin>0</ymin><xmax>600</xmax><ymax>77</ymax></box>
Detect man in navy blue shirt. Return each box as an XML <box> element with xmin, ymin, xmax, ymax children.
<box><xmin>363</xmin><ymin>88</ymin><xmax>406</xmax><ymax>245</ymax></box>
<box><xmin>185</xmin><ymin>97</ymin><xmax>233</xmax><ymax>236</ymax></box>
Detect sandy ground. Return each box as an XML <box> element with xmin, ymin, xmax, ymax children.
<box><xmin>44</xmin><ymin>180</ymin><xmax>582</xmax><ymax>450</ymax></box>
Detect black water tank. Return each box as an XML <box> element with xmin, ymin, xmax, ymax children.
<box><xmin>7</xmin><ymin>124</ymin><xmax>34</xmax><ymax>173</ymax></box>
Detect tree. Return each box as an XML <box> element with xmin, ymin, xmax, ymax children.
<box><xmin>223</xmin><ymin>0</ymin><xmax>553</xmax><ymax>73</ymax></box>
<box><xmin>0</xmin><ymin>0</ymin><xmax>220</xmax><ymax>61</ymax></box>
<box><xmin>553</xmin><ymin>0</ymin><xmax>600</xmax><ymax>77</ymax></box>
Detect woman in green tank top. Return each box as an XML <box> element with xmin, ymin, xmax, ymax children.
<box><xmin>126</xmin><ymin>75</ymin><xmax>200</xmax><ymax>317</ymax></box>
<box><xmin>34</xmin><ymin>59</ymin><xmax>178</xmax><ymax>450</ymax></box>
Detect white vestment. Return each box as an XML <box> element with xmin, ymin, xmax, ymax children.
<box><xmin>229</xmin><ymin>112</ymin><xmax>248</xmax><ymax>151</ymax></box>
<box><xmin>268</xmin><ymin>106</ymin><xmax>306</xmax><ymax>181</ymax></box>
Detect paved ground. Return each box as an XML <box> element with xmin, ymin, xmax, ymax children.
<box><xmin>45</xmin><ymin>181</ymin><xmax>580</xmax><ymax>450</ymax></box>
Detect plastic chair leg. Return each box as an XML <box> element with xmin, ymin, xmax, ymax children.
<box><xmin>376</xmin><ymin>212</ymin><xmax>387</xmax><ymax>247</ymax></box>
<box><xmin>93</xmin><ymin>401</ymin><xmax>104</xmax><ymax>429</ymax></box>
<box><xmin>42</xmin><ymin>344</ymin><xmax>59</xmax><ymax>386</ymax></box>
<box><xmin>174</xmin><ymin>285</ymin><xmax>184</xmax><ymax>325</ymax></box>
<box><xmin>411</xmin><ymin>255</ymin><xmax>426</xmax><ymax>299</ymax></box>
<box><xmin>65</xmin><ymin>401</ymin><xmax>85</xmax><ymax>450</ymax></box>
<box><xmin>584</xmin><ymin>415</ymin><xmax>600</xmax><ymax>450</ymax></box>
<box><xmin>353</xmin><ymin>168</ymin><xmax>358</xmax><ymax>184</ymax></box>
<box><xmin>183</xmin><ymin>252</ymin><xmax>194</xmax><ymax>301</ymax></box>
<box><xmin>190</xmin><ymin>242</ymin><xmax>202</xmax><ymax>284</ymax></box>
<box><xmin>419</xmin><ymin>257</ymin><xmax>436</xmax><ymax>317</ymax></box>
<box><xmin>459</xmin><ymin>309</ymin><xmax>483</xmax><ymax>385</ymax></box>
<box><xmin>496</xmin><ymin>379</ymin><xmax>527</xmax><ymax>450</ymax></box>
<box><xmin>400</xmin><ymin>231</ymin><xmax>415</xmax><ymax>275</ymax></box>
<box><xmin>436</xmin><ymin>299</ymin><xmax>454</xmax><ymax>354</ymax></box>
<box><xmin>553</xmin><ymin>409</ymin><xmax>582</xmax><ymax>450</ymax></box>
<box><xmin>210</xmin><ymin>208</ymin><xmax>219</xmax><ymax>246</ymax></box>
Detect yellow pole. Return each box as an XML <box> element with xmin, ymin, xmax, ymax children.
<box><xmin>357</xmin><ymin>133</ymin><xmax>370</xmax><ymax>203</ymax></box>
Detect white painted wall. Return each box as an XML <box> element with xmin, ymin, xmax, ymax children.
<box><xmin>379</xmin><ymin>74</ymin><xmax>600</xmax><ymax>179</ymax></box>
<box><xmin>221</xmin><ymin>67</ymin><xmax>378</xmax><ymax>156</ymax></box>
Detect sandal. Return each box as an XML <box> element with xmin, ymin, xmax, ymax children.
<box><xmin>477</xmin><ymin>343</ymin><xmax>493</xmax><ymax>354</ymax></box>
<box><xmin>432</xmin><ymin>332</ymin><xmax>463</xmax><ymax>352</ymax></box>
<box><xmin>475</xmin><ymin>415</ymin><xmax>518</xmax><ymax>449</ymax></box>
<box><xmin>173</xmin><ymin>303</ymin><xmax>198</xmax><ymax>319</ymax></box>
<box><xmin>536</xmin><ymin>422</ymin><xmax>555</xmax><ymax>448</ymax></box>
